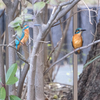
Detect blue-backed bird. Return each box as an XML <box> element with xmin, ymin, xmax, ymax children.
<box><xmin>15</xmin><ymin>25</ymin><xmax>29</xmax><ymax>50</ymax></box>
<box><xmin>72</xmin><ymin>28</ymin><xmax>86</xmax><ymax>54</ymax></box>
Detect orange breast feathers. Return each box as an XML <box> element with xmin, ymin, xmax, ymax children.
<box><xmin>21</xmin><ymin>28</ymin><xmax>29</xmax><ymax>44</ymax></box>
<box><xmin>72</xmin><ymin>34</ymin><xmax>83</xmax><ymax>53</ymax></box>
<box><xmin>17</xmin><ymin>28</ymin><xmax>29</xmax><ymax>50</ymax></box>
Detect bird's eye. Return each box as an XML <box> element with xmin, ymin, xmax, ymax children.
<box><xmin>76</xmin><ymin>30</ymin><xmax>78</xmax><ymax>32</ymax></box>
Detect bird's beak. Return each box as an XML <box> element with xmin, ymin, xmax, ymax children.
<box><xmin>81</xmin><ymin>29</ymin><xmax>86</xmax><ymax>31</ymax></box>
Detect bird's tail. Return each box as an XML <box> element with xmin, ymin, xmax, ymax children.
<box><xmin>17</xmin><ymin>43</ymin><xmax>21</xmax><ymax>50</ymax></box>
<box><xmin>75</xmin><ymin>50</ymin><xmax>82</xmax><ymax>54</ymax></box>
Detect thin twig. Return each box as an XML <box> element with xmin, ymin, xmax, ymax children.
<box><xmin>17</xmin><ymin>52</ymin><xmax>29</xmax><ymax>64</ymax></box>
<box><xmin>44</xmin><ymin>39</ymin><xmax>100</xmax><ymax>75</ymax></box>
<box><xmin>7</xmin><ymin>42</ymin><xmax>29</xmax><ymax>65</ymax></box>
<box><xmin>21</xmin><ymin>84</ymin><xmax>27</xmax><ymax>99</ymax></box>
<box><xmin>52</xmin><ymin>9</ymin><xmax>97</xmax><ymax>27</ymax></box>
<box><xmin>93</xmin><ymin>19</ymin><xmax>97</xmax><ymax>41</ymax></box>
<box><xmin>52</xmin><ymin>65</ymin><xmax>60</xmax><ymax>81</ymax></box>
<box><xmin>60</xmin><ymin>19</ymin><xmax>64</xmax><ymax>36</ymax></box>
<box><xmin>30</xmin><ymin>37</ymin><xmax>50</xmax><ymax>44</ymax></box>
<box><xmin>46</xmin><ymin>40</ymin><xmax>61</xmax><ymax>63</ymax></box>
<box><xmin>2</xmin><ymin>32</ymin><xmax>5</xmax><ymax>52</ymax></box>
<box><xmin>82</xmin><ymin>0</ymin><xmax>92</xmax><ymax>24</ymax></box>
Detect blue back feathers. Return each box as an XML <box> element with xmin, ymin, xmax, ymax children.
<box><xmin>15</xmin><ymin>25</ymin><xmax>29</xmax><ymax>49</ymax></box>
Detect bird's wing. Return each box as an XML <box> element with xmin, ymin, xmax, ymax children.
<box><xmin>15</xmin><ymin>29</ymin><xmax>25</xmax><ymax>49</ymax></box>
<box><xmin>15</xmin><ymin>25</ymin><xmax>29</xmax><ymax>49</ymax></box>
<box><xmin>15</xmin><ymin>36</ymin><xmax>20</xmax><ymax>49</ymax></box>
<box><xmin>71</xmin><ymin>36</ymin><xmax>74</xmax><ymax>48</ymax></box>
<box><xmin>82</xmin><ymin>39</ymin><xmax>83</xmax><ymax>46</ymax></box>
<box><xmin>15</xmin><ymin>36</ymin><xmax>20</xmax><ymax>45</ymax></box>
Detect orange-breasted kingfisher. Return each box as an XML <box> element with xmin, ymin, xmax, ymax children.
<box><xmin>15</xmin><ymin>24</ymin><xmax>29</xmax><ymax>50</ymax></box>
<box><xmin>72</xmin><ymin>28</ymin><xmax>86</xmax><ymax>54</ymax></box>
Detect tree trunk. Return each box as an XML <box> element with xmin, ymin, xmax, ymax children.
<box><xmin>7</xmin><ymin>11</ymin><xmax>16</xmax><ymax>96</ymax></box>
<box><xmin>35</xmin><ymin>44</ymin><xmax>44</xmax><ymax>100</ymax></box>
<box><xmin>66</xmin><ymin>20</ymin><xmax>100</xmax><ymax>100</ymax></box>
<box><xmin>0</xmin><ymin>31</ymin><xmax>5</xmax><ymax>85</ymax></box>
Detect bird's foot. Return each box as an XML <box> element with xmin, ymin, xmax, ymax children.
<box><xmin>22</xmin><ymin>43</ymin><xmax>28</xmax><ymax>47</ymax></box>
<box><xmin>74</xmin><ymin>49</ymin><xmax>75</xmax><ymax>53</ymax></box>
<box><xmin>22</xmin><ymin>43</ymin><xmax>26</xmax><ymax>46</ymax></box>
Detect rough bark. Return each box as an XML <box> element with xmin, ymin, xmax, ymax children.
<box><xmin>35</xmin><ymin>44</ymin><xmax>44</xmax><ymax>100</ymax></box>
<box><xmin>5</xmin><ymin>9</ymin><xmax>16</xmax><ymax>97</ymax></box>
<box><xmin>0</xmin><ymin>31</ymin><xmax>5</xmax><ymax>85</ymax></box>
<box><xmin>27</xmin><ymin>17</ymin><xmax>41</xmax><ymax>100</ymax></box>
<box><xmin>27</xmin><ymin>0</ymin><xmax>80</xmax><ymax>99</ymax></box>
<box><xmin>3</xmin><ymin>0</ymin><xmax>19</xmax><ymax>97</ymax></box>
<box><xmin>5</xmin><ymin>12</ymin><xmax>9</xmax><ymax>100</ymax></box>
<box><xmin>66</xmin><ymin>21</ymin><xmax>100</xmax><ymax>100</ymax></box>
<box><xmin>17</xmin><ymin>63</ymin><xmax>29</xmax><ymax>98</ymax></box>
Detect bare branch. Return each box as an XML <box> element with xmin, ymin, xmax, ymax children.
<box><xmin>5</xmin><ymin>39</ymin><xmax>30</xmax><ymax>98</ymax></box>
<box><xmin>27</xmin><ymin>14</ymin><xmax>43</xmax><ymax>100</ymax></box>
<box><xmin>47</xmin><ymin>0</ymin><xmax>74</xmax><ymax>27</ymax></box>
<box><xmin>17</xmin><ymin>63</ymin><xmax>29</xmax><ymax>98</ymax></box>
<box><xmin>43</xmin><ymin>0</ymin><xmax>80</xmax><ymax>40</ymax></box>
<box><xmin>44</xmin><ymin>39</ymin><xmax>100</xmax><ymax>75</ymax></box>
<box><xmin>12</xmin><ymin>0</ymin><xmax>19</xmax><ymax>14</ymax></box>
<box><xmin>30</xmin><ymin>37</ymin><xmax>50</xmax><ymax>44</ymax></box>
<box><xmin>52</xmin><ymin>65</ymin><xmax>60</xmax><ymax>81</ymax></box>
<box><xmin>53</xmin><ymin>0</ymin><xmax>80</xmax><ymax>24</ymax></box>
<box><xmin>26</xmin><ymin>0</ymin><xmax>32</xmax><ymax>3</ymax></box>
<box><xmin>2</xmin><ymin>32</ymin><xmax>5</xmax><ymax>52</ymax></box>
<box><xmin>82</xmin><ymin>0</ymin><xmax>92</xmax><ymax>24</ymax></box>
<box><xmin>52</xmin><ymin>8</ymin><xmax>97</xmax><ymax>27</ymax></box>
<box><xmin>21</xmin><ymin>85</ymin><xmax>27</xmax><ymax>99</ymax></box>
<box><xmin>46</xmin><ymin>40</ymin><xmax>60</xmax><ymax>63</ymax></box>
<box><xmin>0</xmin><ymin>32</ymin><xmax>5</xmax><ymax>85</ymax></box>
<box><xmin>54</xmin><ymin>10</ymin><xmax>72</xmax><ymax>61</ymax></box>
<box><xmin>2</xmin><ymin>0</ymin><xmax>12</xmax><ymax>6</ymax></box>
<box><xmin>17</xmin><ymin>52</ymin><xmax>29</xmax><ymax>64</ymax></box>
<box><xmin>27</xmin><ymin>0</ymin><xmax>80</xmax><ymax>99</ymax></box>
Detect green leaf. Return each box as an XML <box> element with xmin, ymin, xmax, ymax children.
<box><xmin>14</xmin><ymin>26</ymin><xmax>22</xmax><ymax>37</ymax></box>
<box><xmin>69</xmin><ymin>79</ymin><xmax>72</xmax><ymax>82</ymax></box>
<box><xmin>8</xmin><ymin>17</ymin><xmax>22</xmax><ymax>28</ymax></box>
<box><xmin>0</xmin><ymin>87</ymin><xmax>6</xmax><ymax>100</ymax></box>
<box><xmin>53</xmin><ymin>95</ymin><xmax>58</xmax><ymax>99</ymax></box>
<box><xmin>84</xmin><ymin>55</ymin><xmax>100</xmax><ymax>68</ymax></box>
<box><xmin>19</xmin><ymin>14</ymin><xmax>34</xmax><ymax>22</ymax></box>
<box><xmin>21</xmin><ymin>8</ymin><xmax>28</xmax><ymax>15</ymax></box>
<box><xmin>46</xmin><ymin>0</ymin><xmax>50</xmax><ymax>4</ymax></box>
<box><xmin>78</xmin><ymin>72</ymin><xmax>80</xmax><ymax>76</ymax></box>
<box><xmin>24</xmin><ymin>14</ymin><xmax>34</xmax><ymax>21</ymax></box>
<box><xmin>6</xmin><ymin>63</ymin><xmax>18</xmax><ymax>85</ymax></box>
<box><xmin>8</xmin><ymin>21</ymin><xmax>20</xmax><ymax>28</ymax></box>
<box><xmin>47</xmin><ymin>44</ymin><xmax>52</xmax><ymax>47</ymax></box>
<box><xmin>33</xmin><ymin>2</ymin><xmax>46</xmax><ymax>13</ymax></box>
<box><xmin>50</xmin><ymin>0</ymin><xmax>58</xmax><ymax>6</ymax></box>
<box><xmin>49</xmin><ymin>0</ymin><xmax>66</xmax><ymax>6</ymax></box>
<box><xmin>82</xmin><ymin>53</ymin><xmax>86</xmax><ymax>56</ymax></box>
<box><xmin>10</xmin><ymin>95</ymin><xmax>21</xmax><ymax>100</ymax></box>
<box><xmin>50</xmin><ymin>57</ymin><xmax>52</xmax><ymax>60</ymax></box>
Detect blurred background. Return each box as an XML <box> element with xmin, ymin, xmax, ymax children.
<box><xmin>0</xmin><ymin>0</ymin><xmax>99</xmax><ymax>86</ymax></box>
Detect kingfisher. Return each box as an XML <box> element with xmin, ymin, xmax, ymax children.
<box><xmin>72</xmin><ymin>28</ymin><xmax>86</xmax><ymax>54</ymax></box>
<box><xmin>15</xmin><ymin>24</ymin><xmax>29</xmax><ymax>50</ymax></box>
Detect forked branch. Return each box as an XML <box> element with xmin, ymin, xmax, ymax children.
<box><xmin>44</xmin><ymin>39</ymin><xmax>100</xmax><ymax>75</ymax></box>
